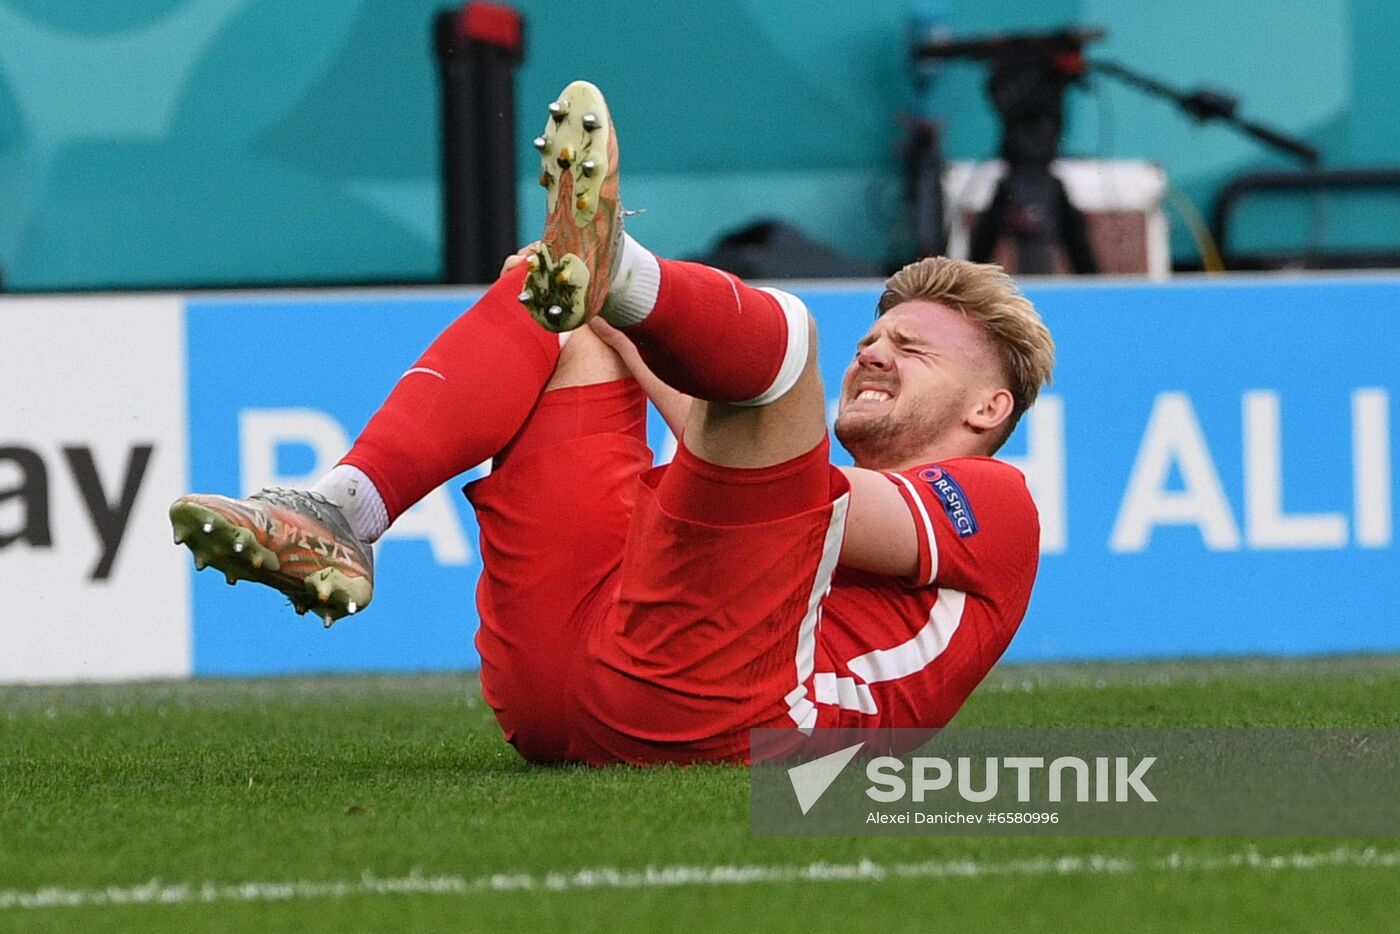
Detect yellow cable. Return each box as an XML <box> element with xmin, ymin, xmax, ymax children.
<box><xmin>1165</xmin><ymin>186</ymin><xmax>1225</xmax><ymax>274</ymax></box>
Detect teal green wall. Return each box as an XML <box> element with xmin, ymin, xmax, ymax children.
<box><xmin>0</xmin><ymin>0</ymin><xmax>1392</xmax><ymax>289</ymax></box>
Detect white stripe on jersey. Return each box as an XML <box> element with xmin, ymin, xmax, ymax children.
<box><xmin>845</xmin><ymin>589</ymin><xmax>967</xmax><ymax>684</ymax></box>
<box><xmin>814</xmin><ymin>672</ymin><xmax>879</xmax><ymax>714</ymax></box>
<box><xmin>886</xmin><ymin>471</ymin><xmax>939</xmax><ymax>585</ymax></box>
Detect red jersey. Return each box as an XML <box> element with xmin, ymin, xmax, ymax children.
<box><xmin>811</xmin><ymin>456</ymin><xmax>1041</xmax><ymax>729</ymax></box>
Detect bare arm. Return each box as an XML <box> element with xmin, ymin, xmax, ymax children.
<box><xmin>534</xmin><ymin>262</ymin><xmax>919</xmax><ymax>580</ymax></box>
<box><xmin>500</xmin><ymin>245</ymin><xmax>693</xmax><ymax>436</ymax></box>
<box><xmin>836</xmin><ymin>466</ymin><xmax>921</xmax><ymax>578</ymax></box>
<box><xmin>583</xmin><ymin>301</ymin><xmax>920</xmax><ymax>578</ymax></box>
<box><xmin>586</xmin><ymin>317</ymin><xmax>694</xmax><ymax>440</ymax></box>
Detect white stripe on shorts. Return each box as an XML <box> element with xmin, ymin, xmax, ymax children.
<box><xmin>813</xmin><ymin>672</ymin><xmax>879</xmax><ymax>714</ymax></box>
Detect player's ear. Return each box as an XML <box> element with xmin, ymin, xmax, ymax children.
<box><xmin>966</xmin><ymin>387</ymin><xmax>1015</xmax><ymax>434</ymax></box>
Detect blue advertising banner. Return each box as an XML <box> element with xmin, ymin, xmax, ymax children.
<box><xmin>186</xmin><ymin>294</ymin><xmax>490</xmax><ymax>675</ymax></box>
<box><xmin>185</xmin><ymin>275</ymin><xmax>1400</xmax><ymax>674</ymax></box>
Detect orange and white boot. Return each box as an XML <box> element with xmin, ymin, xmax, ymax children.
<box><xmin>169</xmin><ymin>488</ymin><xmax>373</xmax><ymax>627</ymax></box>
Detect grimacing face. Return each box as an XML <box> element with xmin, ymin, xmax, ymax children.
<box><xmin>834</xmin><ymin>300</ymin><xmax>1006</xmax><ymax>469</ymax></box>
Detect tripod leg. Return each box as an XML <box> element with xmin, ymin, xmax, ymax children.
<box><xmin>1004</xmin><ymin>168</ymin><xmax>1058</xmax><ymax>274</ymax></box>
<box><xmin>968</xmin><ymin>177</ymin><xmax>1011</xmax><ymax>263</ymax></box>
<box><xmin>1054</xmin><ymin>176</ymin><xmax>1100</xmax><ymax>274</ymax></box>
<box><xmin>909</xmin><ymin>120</ymin><xmax>947</xmax><ymax>258</ymax></box>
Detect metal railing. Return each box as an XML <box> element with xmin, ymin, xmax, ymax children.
<box><xmin>1211</xmin><ymin>168</ymin><xmax>1400</xmax><ymax>270</ymax></box>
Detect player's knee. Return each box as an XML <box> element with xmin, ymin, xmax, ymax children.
<box><xmin>545</xmin><ymin>324</ymin><xmax>631</xmax><ymax>391</ymax></box>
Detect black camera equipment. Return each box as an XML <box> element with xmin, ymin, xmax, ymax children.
<box><xmin>913</xmin><ymin>26</ymin><xmax>1320</xmax><ymax>275</ymax></box>
<box><xmin>1091</xmin><ymin>61</ymin><xmax>1319</xmax><ymax>168</ymax></box>
<box><xmin>918</xmin><ymin>27</ymin><xmax>1105</xmax><ymax>275</ymax></box>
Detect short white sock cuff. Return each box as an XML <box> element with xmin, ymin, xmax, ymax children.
<box><xmin>311</xmin><ymin>464</ymin><xmax>389</xmax><ymax>543</ymax></box>
<box><xmin>734</xmin><ymin>288</ymin><xmax>811</xmax><ymax>407</ymax></box>
<box><xmin>601</xmin><ymin>233</ymin><xmax>661</xmax><ymax>327</ymax></box>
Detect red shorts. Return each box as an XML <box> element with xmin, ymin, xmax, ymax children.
<box><xmin>466</xmin><ymin>379</ymin><xmax>853</xmax><ymax>765</ymax></box>
<box><xmin>464</xmin><ymin>380</ymin><xmax>650</xmax><ymax>763</ymax></box>
<box><xmin>571</xmin><ymin>453</ymin><xmax>849</xmax><ymax>764</ymax></box>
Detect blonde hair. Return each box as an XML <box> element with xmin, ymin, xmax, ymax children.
<box><xmin>878</xmin><ymin>257</ymin><xmax>1055</xmax><ymax>452</ymax></box>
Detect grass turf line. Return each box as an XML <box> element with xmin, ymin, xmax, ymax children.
<box><xmin>3</xmin><ymin>656</ymin><xmax>1399</xmax><ymax>932</ymax></box>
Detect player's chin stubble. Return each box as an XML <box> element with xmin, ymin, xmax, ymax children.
<box><xmin>837</xmin><ymin>395</ymin><xmax>964</xmax><ymax>468</ymax></box>
<box><xmin>835</xmin><ymin>408</ymin><xmax>909</xmax><ymax>467</ymax></box>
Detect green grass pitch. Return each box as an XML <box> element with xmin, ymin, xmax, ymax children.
<box><xmin>4</xmin><ymin>656</ymin><xmax>1400</xmax><ymax>932</ymax></box>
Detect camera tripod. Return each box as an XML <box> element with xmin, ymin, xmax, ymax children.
<box><xmin>911</xmin><ymin>26</ymin><xmax>1319</xmax><ymax>275</ymax></box>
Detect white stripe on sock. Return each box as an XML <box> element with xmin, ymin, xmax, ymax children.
<box><xmin>400</xmin><ymin>367</ymin><xmax>445</xmax><ymax>382</ymax></box>
<box><xmin>733</xmin><ymin>288</ymin><xmax>810</xmax><ymax>408</ymax></box>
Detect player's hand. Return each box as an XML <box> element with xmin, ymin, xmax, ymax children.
<box><xmin>588</xmin><ymin>318</ymin><xmax>694</xmax><ymax>439</ymax></box>
<box><xmin>501</xmin><ymin>242</ymin><xmax>542</xmax><ymax>277</ymax></box>
<box><xmin>585</xmin><ymin>316</ymin><xmax>632</xmax><ymax>354</ymax></box>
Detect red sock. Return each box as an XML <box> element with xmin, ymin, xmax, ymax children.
<box><xmin>340</xmin><ymin>267</ymin><xmax>561</xmax><ymax>521</ymax></box>
<box><xmin>625</xmin><ymin>259</ymin><xmax>801</xmax><ymax>404</ymax></box>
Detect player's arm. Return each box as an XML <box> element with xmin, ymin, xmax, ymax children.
<box><xmin>502</xmin><ymin>245</ymin><xmax>695</xmax><ymax>436</ymax></box>
<box><xmin>837</xmin><ymin>466</ymin><xmax>922</xmax><ymax>577</ymax></box>
<box><xmin>839</xmin><ymin>460</ymin><xmax>1040</xmax><ymax>595</ymax></box>
<box><xmin>586</xmin><ymin>317</ymin><xmax>694</xmax><ymax>439</ymax></box>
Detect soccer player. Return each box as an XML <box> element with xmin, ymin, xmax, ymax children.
<box><xmin>171</xmin><ymin>81</ymin><xmax>1054</xmax><ymax>765</ymax></box>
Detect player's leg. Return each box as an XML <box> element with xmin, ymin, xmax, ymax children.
<box><xmin>516</xmin><ymin>82</ymin><xmax>848</xmax><ymax>762</ymax></box>
<box><xmin>171</xmin><ymin>265</ymin><xmax>567</xmax><ymax>624</ymax></box>
<box><xmin>330</xmin><ymin>263</ymin><xmax>566</xmax><ymax>529</ymax></box>
<box><xmin>519</xmin><ymin>79</ymin><xmax>829</xmax><ymax>511</ymax></box>
<box><xmin>636</xmin><ymin>282</ymin><xmax>829</xmax><ymax>527</ymax></box>
<box><xmin>570</xmin><ymin>313</ymin><xmax>842</xmax><ymax>762</ymax></box>
<box><xmin>606</xmin><ymin>247</ymin><xmax>827</xmax><ymax>472</ymax></box>
<box><xmin>465</xmin><ymin>326</ymin><xmax>652</xmax><ymax>762</ymax></box>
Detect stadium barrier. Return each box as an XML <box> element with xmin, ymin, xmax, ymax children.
<box><xmin>3</xmin><ymin>274</ymin><xmax>1397</xmax><ymax>682</ymax></box>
